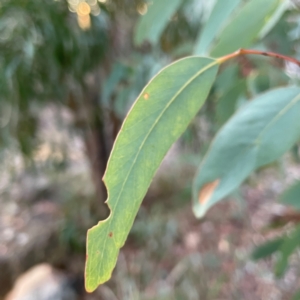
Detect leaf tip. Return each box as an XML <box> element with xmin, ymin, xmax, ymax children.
<box><xmin>85</xmin><ymin>283</ymin><xmax>96</xmax><ymax>294</ymax></box>
<box><xmin>84</xmin><ymin>261</ymin><xmax>99</xmax><ymax>293</ymax></box>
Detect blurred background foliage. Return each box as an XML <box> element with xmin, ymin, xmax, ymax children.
<box><xmin>1</xmin><ymin>0</ymin><xmax>300</xmax><ymax>299</ymax></box>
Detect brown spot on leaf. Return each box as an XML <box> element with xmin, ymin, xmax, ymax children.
<box><xmin>198</xmin><ymin>179</ymin><xmax>220</xmax><ymax>205</ymax></box>
<box><xmin>108</xmin><ymin>232</ymin><xmax>113</xmax><ymax>238</ymax></box>
<box><xmin>143</xmin><ymin>93</ymin><xmax>149</xmax><ymax>100</ymax></box>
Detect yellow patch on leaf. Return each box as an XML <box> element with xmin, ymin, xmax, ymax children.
<box><xmin>198</xmin><ymin>179</ymin><xmax>220</xmax><ymax>205</ymax></box>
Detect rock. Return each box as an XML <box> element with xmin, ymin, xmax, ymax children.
<box><xmin>5</xmin><ymin>264</ymin><xmax>78</xmax><ymax>300</ymax></box>
<box><xmin>0</xmin><ymin>201</ymin><xmax>64</xmax><ymax>298</ymax></box>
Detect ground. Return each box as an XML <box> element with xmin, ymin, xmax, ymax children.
<box><xmin>1</xmin><ymin>131</ymin><xmax>300</xmax><ymax>299</ymax></box>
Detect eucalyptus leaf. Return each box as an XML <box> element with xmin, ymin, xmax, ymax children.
<box><xmin>252</xmin><ymin>238</ymin><xmax>284</xmax><ymax>260</ymax></box>
<box><xmin>193</xmin><ymin>87</ymin><xmax>300</xmax><ymax>218</ymax></box>
<box><xmin>134</xmin><ymin>0</ymin><xmax>183</xmax><ymax>46</ymax></box>
<box><xmin>214</xmin><ymin>64</ymin><xmax>239</xmax><ymax>94</ymax></box>
<box><xmin>216</xmin><ymin>79</ymin><xmax>246</xmax><ymax>126</ymax></box>
<box><xmin>210</xmin><ymin>0</ymin><xmax>280</xmax><ymax>57</ymax></box>
<box><xmin>275</xmin><ymin>225</ymin><xmax>300</xmax><ymax>277</ymax></box>
<box><xmin>85</xmin><ymin>56</ymin><xmax>219</xmax><ymax>292</ymax></box>
<box><xmin>194</xmin><ymin>0</ymin><xmax>242</xmax><ymax>55</ymax></box>
<box><xmin>258</xmin><ymin>0</ymin><xmax>289</xmax><ymax>39</ymax></box>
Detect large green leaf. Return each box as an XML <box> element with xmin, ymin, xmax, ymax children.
<box><xmin>193</xmin><ymin>87</ymin><xmax>300</xmax><ymax>218</ymax></box>
<box><xmin>194</xmin><ymin>0</ymin><xmax>242</xmax><ymax>55</ymax></box>
<box><xmin>280</xmin><ymin>181</ymin><xmax>300</xmax><ymax>210</ymax></box>
<box><xmin>85</xmin><ymin>57</ymin><xmax>219</xmax><ymax>292</ymax></box>
<box><xmin>134</xmin><ymin>0</ymin><xmax>183</xmax><ymax>46</ymax></box>
<box><xmin>210</xmin><ymin>0</ymin><xmax>280</xmax><ymax>57</ymax></box>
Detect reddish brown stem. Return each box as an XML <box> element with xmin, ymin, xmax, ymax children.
<box><xmin>217</xmin><ymin>48</ymin><xmax>300</xmax><ymax>66</ymax></box>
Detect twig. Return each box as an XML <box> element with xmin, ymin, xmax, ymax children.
<box><xmin>217</xmin><ymin>48</ymin><xmax>300</xmax><ymax>66</ymax></box>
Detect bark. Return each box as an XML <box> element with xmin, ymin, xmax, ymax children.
<box><xmin>84</xmin><ymin>97</ymin><xmax>110</xmax><ymax>219</ymax></box>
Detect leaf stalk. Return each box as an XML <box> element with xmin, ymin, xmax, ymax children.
<box><xmin>217</xmin><ymin>48</ymin><xmax>300</xmax><ymax>66</ymax></box>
